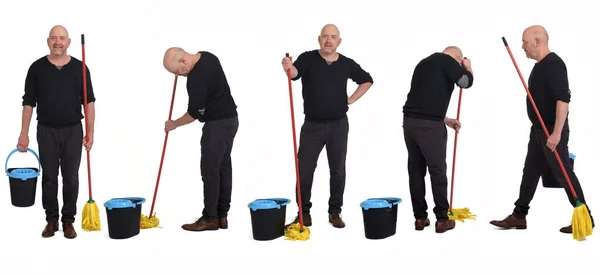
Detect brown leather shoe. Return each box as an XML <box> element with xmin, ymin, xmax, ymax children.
<box><xmin>63</xmin><ymin>222</ymin><xmax>77</xmax><ymax>239</ymax></box>
<box><xmin>329</xmin><ymin>213</ymin><xmax>345</xmax><ymax>228</ymax></box>
<box><xmin>490</xmin><ymin>215</ymin><xmax>527</xmax><ymax>229</ymax></box>
<box><xmin>415</xmin><ymin>218</ymin><xmax>430</xmax><ymax>230</ymax></box>
<box><xmin>285</xmin><ymin>214</ymin><xmax>312</xmax><ymax>228</ymax></box>
<box><xmin>41</xmin><ymin>222</ymin><xmax>58</xmax><ymax>238</ymax></box>
<box><xmin>181</xmin><ymin>217</ymin><xmax>219</xmax><ymax>231</ymax></box>
<box><xmin>435</xmin><ymin>219</ymin><xmax>456</xmax><ymax>233</ymax></box>
<box><xmin>559</xmin><ymin>215</ymin><xmax>595</xmax><ymax>234</ymax></box>
<box><xmin>219</xmin><ymin>217</ymin><xmax>228</xmax><ymax>229</ymax></box>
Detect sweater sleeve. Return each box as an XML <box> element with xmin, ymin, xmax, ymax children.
<box><xmin>291</xmin><ymin>51</ymin><xmax>310</xmax><ymax>81</ymax></box>
<box><xmin>545</xmin><ymin>61</ymin><xmax>571</xmax><ymax>103</ymax></box>
<box><xmin>349</xmin><ymin>58</ymin><xmax>374</xmax><ymax>85</ymax></box>
<box><xmin>80</xmin><ymin>65</ymin><xmax>96</xmax><ymax>104</ymax></box>
<box><xmin>444</xmin><ymin>56</ymin><xmax>473</xmax><ymax>89</ymax></box>
<box><xmin>187</xmin><ymin>77</ymin><xmax>207</xmax><ymax>120</ymax></box>
<box><xmin>22</xmin><ymin>63</ymin><xmax>38</xmax><ymax>107</ymax></box>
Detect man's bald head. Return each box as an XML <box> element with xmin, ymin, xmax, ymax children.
<box><xmin>318</xmin><ymin>23</ymin><xmax>341</xmax><ymax>55</ymax></box>
<box><xmin>523</xmin><ymin>25</ymin><xmax>549</xmax><ymax>44</ymax></box>
<box><xmin>47</xmin><ymin>25</ymin><xmax>71</xmax><ymax>57</ymax></box>
<box><xmin>443</xmin><ymin>46</ymin><xmax>464</xmax><ymax>64</ymax></box>
<box><xmin>321</xmin><ymin>24</ymin><xmax>340</xmax><ymax>37</ymax></box>
<box><xmin>163</xmin><ymin>47</ymin><xmax>184</xmax><ymax>71</ymax></box>
<box><xmin>163</xmin><ymin>47</ymin><xmax>199</xmax><ymax>76</ymax></box>
<box><xmin>521</xmin><ymin>25</ymin><xmax>551</xmax><ymax>61</ymax></box>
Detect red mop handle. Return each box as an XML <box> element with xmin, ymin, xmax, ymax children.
<box><xmin>81</xmin><ymin>34</ymin><xmax>92</xmax><ymax>200</ymax></box>
<box><xmin>148</xmin><ymin>75</ymin><xmax>178</xmax><ymax>218</ymax></box>
<box><xmin>286</xmin><ymin>53</ymin><xmax>304</xmax><ymax>230</ymax></box>
<box><xmin>501</xmin><ymin>37</ymin><xmax>578</xmax><ymax>199</ymax></box>
<box><xmin>449</xmin><ymin>87</ymin><xmax>463</xmax><ymax>210</ymax></box>
<box><xmin>449</xmin><ymin>57</ymin><xmax>468</xmax><ymax>211</ymax></box>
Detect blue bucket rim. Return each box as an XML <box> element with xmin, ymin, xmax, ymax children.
<box><xmin>5</xmin><ymin>148</ymin><xmax>41</xmax><ymax>179</ymax></box>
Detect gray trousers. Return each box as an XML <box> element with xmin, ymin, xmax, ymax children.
<box><xmin>296</xmin><ymin>116</ymin><xmax>349</xmax><ymax>215</ymax></box>
<box><xmin>37</xmin><ymin>122</ymin><xmax>83</xmax><ymax>224</ymax></box>
<box><xmin>403</xmin><ymin>116</ymin><xmax>450</xmax><ymax>221</ymax></box>
<box><xmin>200</xmin><ymin>116</ymin><xmax>239</xmax><ymax>219</ymax></box>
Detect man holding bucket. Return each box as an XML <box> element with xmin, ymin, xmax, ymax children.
<box><xmin>17</xmin><ymin>25</ymin><xmax>96</xmax><ymax>239</ymax></box>
<box><xmin>162</xmin><ymin>48</ymin><xmax>239</xmax><ymax>232</ymax></box>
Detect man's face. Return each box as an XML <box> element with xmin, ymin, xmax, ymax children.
<box><xmin>47</xmin><ymin>28</ymin><xmax>70</xmax><ymax>57</ymax></box>
<box><xmin>451</xmin><ymin>52</ymin><xmax>463</xmax><ymax>65</ymax></box>
<box><xmin>173</xmin><ymin>60</ymin><xmax>190</xmax><ymax>76</ymax></box>
<box><xmin>318</xmin><ymin>28</ymin><xmax>341</xmax><ymax>54</ymax></box>
<box><xmin>521</xmin><ymin>31</ymin><xmax>538</xmax><ymax>60</ymax></box>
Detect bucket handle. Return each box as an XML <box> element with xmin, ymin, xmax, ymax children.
<box><xmin>5</xmin><ymin>148</ymin><xmax>41</xmax><ymax>175</ymax></box>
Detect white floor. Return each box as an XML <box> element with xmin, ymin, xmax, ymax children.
<box><xmin>0</xmin><ymin>188</ymin><xmax>596</xmax><ymax>275</ymax></box>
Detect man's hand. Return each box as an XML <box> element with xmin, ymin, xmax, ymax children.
<box><xmin>17</xmin><ymin>133</ymin><xmax>29</xmax><ymax>152</ymax></box>
<box><xmin>165</xmin><ymin>120</ymin><xmax>178</xmax><ymax>132</ymax></box>
<box><xmin>282</xmin><ymin>56</ymin><xmax>293</xmax><ymax>71</ymax></box>
<box><xmin>444</xmin><ymin>117</ymin><xmax>461</xmax><ymax>132</ymax></box>
<box><xmin>546</xmin><ymin>132</ymin><xmax>560</xmax><ymax>152</ymax></box>
<box><xmin>83</xmin><ymin>134</ymin><xmax>94</xmax><ymax>151</ymax></box>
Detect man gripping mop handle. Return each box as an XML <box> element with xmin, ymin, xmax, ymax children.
<box><xmin>501</xmin><ymin>37</ymin><xmax>580</xmax><ymax>201</ymax></box>
<box><xmin>285</xmin><ymin>53</ymin><xmax>305</xmax><ymax>230</ymax></box>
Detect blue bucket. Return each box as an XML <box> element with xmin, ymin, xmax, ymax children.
<box><xmin>360</xmin><ymin>197</ymin><xmax>402</xmax><ymax>240</ymax></box>
<box><xmin>104</xmin><ymin>197</ymin><xmax>146</xmax><ymax>239</ymax></box>
<box><xmin>5</xmin><ymin>148</ymin><xmax>41</xmax><ymax>207</ymax></box>
<box><xmin>248</xmin><ymin>198</ymin><xmax>290</xmax><ymax>241</ymax></box>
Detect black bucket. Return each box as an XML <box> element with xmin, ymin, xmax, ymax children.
<box><xmin>104</xmin><ymin>197</ymin><xmax>146</xmax><ymax>239</ymax></box>
<box><xmin>360</xmin><ymin>197</ymin><xmax>402</xmax><ymax>240</ymax></box>
<box><xmin>542</xmin><ymin>152</ymin><xmax>575</xmax><ymax>188</ymax></box>
<box><xmin>5</xmin><ymin>148</ymin><xmax>41</xmax><ymax>207</ymax></box>
<box><xmin>248</xmin><ymin>198</ymin><xmax>290</xmax><ymax>241</ymax></box>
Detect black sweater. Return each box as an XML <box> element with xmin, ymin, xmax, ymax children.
<box><xmin>292</xmin><ymin>50</ymin><xmax>373</xmax><ymax>122</ymax></box>
<box><xmin>22</xmin><ymin>56</ymin><xmax>96</xmax><ymax>127</ymax></box>
<box><xmin>403</xmin><ymin>52</ymin><xmax>474</xmax><ymax>121</ymax></box>
<box><xmin>186</xmin><ymin>51</ymin><xmax>238</xmax><ymax>122</ymax></box>
<box><xmin>526</xmin><ymin>52</ymin><xmax>571</xmax><ymax>130</ymax></box>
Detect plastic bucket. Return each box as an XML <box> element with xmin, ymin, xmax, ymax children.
<box><xmin>360</xmin><ymin>197</ymin><xmax>402</xmax><ymax>240</ymax></box>
<box><xmin>104</xmin><ymin>197</ymin><xmax>146</xmax><ymax>239</ymax></box>
<box><xmin>5</xmin><ymin>148</ymin><xmax>41</xmax><ymax>207</ymax></box>
<box><xmin>542</xmin><ymin>152</ymin><xmax>576</xmax><ymax>188</ymax></box>
<box><xmin>248</xmin><ymin>198</ymin><xmax>290</xmax><ymax>241</ymax></box>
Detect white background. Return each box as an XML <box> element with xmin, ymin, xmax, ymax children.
<box><xmin>0</xmin><ymin>0</ymin><xmax>597</xmax><ymax>274</ymax></box>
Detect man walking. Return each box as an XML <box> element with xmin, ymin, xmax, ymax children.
<box><xmin>18</xmin><ymin>25</ymin><xmax>96</xmax><ymax>239</ymax></box>
<box><xmin>162</xmin><ymin>47</ymin><xmax>239</xmax><ymax>232</ymax></box>
<box><xmin>281</xmin><ymin>24</ymin><xmax>374</xmax><ymax>228</ymax></box>
<box><xmin>490</xmin><ymin>25</ymin><xmax>595</xmax><ymax>233</ymax></box>
<box><xmin>402</xmin><ymin>46</ymin><xmax>474</xmax><ymax>233</ymax></box>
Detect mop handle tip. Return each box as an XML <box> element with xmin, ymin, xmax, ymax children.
<box><xmin>81</xmin><ymin>34</ymin><xmax>85</xmax><ymax>44</ymax></box>
<box><xmin>502</xmin><ymin>37</ymin><xmax>508</xmax><ymax>46</ymax></box>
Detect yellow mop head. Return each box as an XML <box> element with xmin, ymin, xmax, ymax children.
<box><xmin>572</xmin><ymin>203</ymin><xmax>593</xmax><ymax>241</ymax></box>
<box><xmin>81</xmin><ymin>199</ymin><xmax>101</xmax><ymax>231</ymax></box>
<box><xmin>140</xmin><ymin>214</ymin><xmax>161</xmax><ymax>229</ymax></box>
<box><xmin>284</xmin><ymin>223</ymin><xmax>310</xmax><ymax>241</ymax></box>
<box><xmin>448</xmin><ymin>207</ymin><xmax>477</xmax><ymax>222</ymax></box>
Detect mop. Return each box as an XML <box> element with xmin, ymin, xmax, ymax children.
<box><xmin>80</xmin><ymin>34</ymin><xmax>101</xmax><ymax>231</ymax></box>
<box><xmin>282</xmin><ymin>53</ymin><xmax>310</xmax><ymax>241</ymax></box>
<box><xmin>140</xmin><ymin>75</ymin><xmax>178</xmax><ymax>229</ymax></box>
<box><xmin>502</xmin><ymin>36</ymin><xmax>593</xmax><ymax>241</ymax></box>
<box><xmin>447</xmin><ymin>60</ymin><xmax>477</xmax><ymax>222</ymax></box>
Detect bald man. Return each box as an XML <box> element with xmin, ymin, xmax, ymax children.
<box><xmin>281</xmin><ymin>24</ymin><xmax>373</xmax><ymax>229</ymax></box>
<box><xmin>402</xmin><ymin>46</ymin><xmax>474</xmax><ymax>233</ymax></box>
<box><xmin>162</xmin><ymin>48</ymin><xmax>238</xmax><ymax>232</ymax></box>
<box><xmin>18</xmin><ymin>25</ymin><xmax>96</xmax><ymax>239</ymax></box>
<box><xmin>490</xmin><ymin>25</ymin><xmax>595</xmax><ymax>233</ymax></box>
